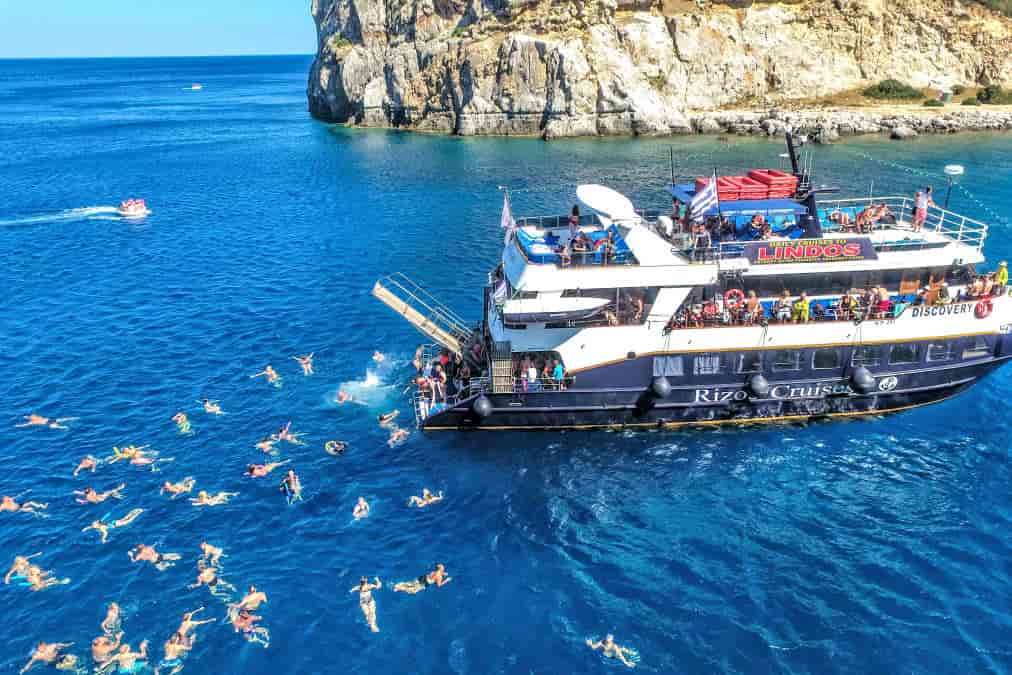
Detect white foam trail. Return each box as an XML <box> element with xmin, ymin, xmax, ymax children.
<box><xmin>331</xmin><ymin>358</ymin><xmax>405</xmax><ymax>408</ymax></box>
<box><xmin>0</xmin><ymin>206</ymin><xmax>123</xmax><ymax>227</ymax></box>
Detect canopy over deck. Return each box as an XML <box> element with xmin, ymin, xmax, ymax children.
<box><xmin>669</xmin><ymin>185</ymin><xmax>808</xmax><ymax>217</ymax></box>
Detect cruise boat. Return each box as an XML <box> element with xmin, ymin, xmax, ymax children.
<box><xmin>374</xmin><ymin>135</ymin><xmax>1010</xmax><ymax>431</ymax></box>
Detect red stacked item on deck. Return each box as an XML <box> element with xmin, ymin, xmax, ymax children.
<box><xmin>747</xmin><ymin>169</ymin><xmax>799</xmax><ymax>198</ymax></box>
<box><xmin>737</xmin><ymin>177</ymin><xmax>769</xmax><ymax>200</ymax></box>
<box><xmin>694</xmin><ymin>170</ymin><xmax>799</xmax><ymax>202</ymax></box>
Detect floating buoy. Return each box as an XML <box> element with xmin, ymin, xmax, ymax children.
<box><xmin>748</xmin><ymin>373</ymin><xmax>770</xmax><ymax>398</ymax></box>
<box><xmin>472</xmin><ymin>395</ymin><xmax>493</xmax><ymax>418</ymax></box>
<box><xmin>650</xmin><ymin>376</ymin><xmax>672</xmax><ymax>398</ymax></box>
<box><xmin>851</xmin><ymin>366</ymin><xmax>876</xmax><ymax>394</ymax></box>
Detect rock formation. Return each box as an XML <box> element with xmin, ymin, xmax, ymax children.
<box><xmin>307</xmin><ymin>0</ymin><xmax>1012</xmax><ymax>138</ymax></box>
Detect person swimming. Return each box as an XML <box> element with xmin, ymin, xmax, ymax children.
<box><xmin>280</xmin><ymin>470</ymin><xmax>302</xmax><ymax>504</ymax></box>
<box><xmin>372</xmin><ymin>351</ymin><xmax>385</xmax><ymax>364</ymax></box>
<box><xmin>250</xmin><ymin>365</ymin><xmax>281</xmax><ymax>388</ymax></box>
<box><xmin>128</xmin><ymin>451</ymin><xmax>174</xmax><ymax>472</ymax></box>
<box><xmin>231</xmin><ymin>585</ymin><xmax>268</xmax><ymax>612</ymax></box>
<box><xmin>20</xmin><ymin>641</ymin><xmax>74</xmax><ymax>673</ymax></box>
<box><xmin>255</xmin><ymin>436</ymin><xmax>278</xmax><ymax>454</ymax></box>
<box><xmin>24</xmin><ymin>565</ymin><xmax>70</xmax><ymax>592</ymax></box>
<box><xmin>189</xmin><ymin>491</ymin><xmax>238</xmax><ymax>507</ymax></box>
<box><xmin>189</xmin><ymin>564</ymin><xmax>235</xmax><ymax>598</ymax></box>
<box><xmin>387</xmin><ymin>427</ymin><xmax>409</xmax><ymax>448</ymax></box>
<box><xmin>200</xmin><ymin>398</ymin><xmax>224</xmax><ymax>415</ymax></box>
<box><xmin>1</xmin><ymin>493</ymin><xmax>48</xmax><ymax>516</ymax></box>
<box><xmin>73</xmin><ymin>455</ymin><xmax>100</xmax><ymax>477</ymax></box>
<box><xmin>407</xmin><ymin>489</ymin><xmax>444</xmax><ymax>508</ymax></box>
<box><xmin>100</xmin><ymin>602</ymin><xmax>122</xmax><ymax>636</ymax></box>
<box><xmin>324</xmin><ymin>440</ymin><xmax>347</xmax><ymax>455</ymax></box>
<box><xmin>377</xmin><ymin>411</ymin><xmax>399</xmax><ymax>427</ymax></box>
<box><xmin>245</xmin><ymin>460</ymin><xmax>290</xmax><ymax>478</ymax></box>
<box><xmin>5</xmin><ymin>553</ymin><xmax>42</xmax><ymax>584</ymax></box>
<box><xmin>128</xmin><ymin>544</ymin><xmax>181</xmax><ymax>571</ymax></box>
<box><xmin>176</xmin><ymin>607</ymin><xmax>214</xmax><ymax>637</ymax></box>
<box><xmin>75</xmin><ymin>483</ymin><xmax>125</xmax><ymax>504</ymax></box>
<box><xmin>104</xmin><ymin>640</ymin><xmax>148</xmax><ymax>674</ymax></box>
<box><xmin>158</xmin><ymin>632</ymin><xmax>192</xmax><ymax>675</ymax></box>
<box><xmin>199</xmin><ymin>542</ymin><xmax>224</xmax><ymax>567</ymax></box>
<box><xmin>229</xmin><ymin>609</ymin><xmax>269</xmax><ymax>648</ymax></box>
<box><xmin>53</xmin><ymin>653</ymin><xmax>80</xmax><ymax>672</ymax></box>
<box><xmin>107</xmin><ymin>445</ymin><xmax>148</xmax><ymax>464</ymax></box>
<box><xmin>350</xmin><ymin>576</ymin><xmax>382</xmax><ymax>633</ymax></box>
<box><xmin>160</xmin><ymin>477</ymin><xmax>195</xmax><ymax>498</ymax></box>
<box><xmin>16</xmin><ymin>414</ymin><xmax>77</xmax><ymax>430</ymax></box>
<box><xmin>336</xmin><ymin>389</ymin><xmax>352</xmax><ymax>404</ymax></box>
<box><xmin>352</xmin><ymin>497</ymin><xmax>369</xmax><ymax>520</ymax></box>
<box><xmin>394</xmin><ymin>563</ymin><xmax>451</xmax><ymax>594</ymax></box>
<box><xmin>171</xmin><ymin>412</ymin><xmax>192</xmax><ymax>435</ymax></box>
<box><xmin>273</xmin><ymin>421</ymin><xmax>304</xmax><ymax>445</ymax></box>
<box><xmin>92</xmin><ymin>631</ymin><xmax>123</xmax><ymax>665</ymax></box>
<box><xmin>292</xmin><ymin>353</ymin><xmax>315</xmax><ymax>376</ymax></box>
<box><xmin>82</xmin><ymin>508</ymin><xmax>144</xmax><ymax>543</ymax></box>
<box><xmin>586</xmin><ymin>634</ymin><xmax>637</xmax><ymax>668</ymax></box>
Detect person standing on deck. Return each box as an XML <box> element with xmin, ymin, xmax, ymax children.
<box><xmin>996</xmin><ymin>261</ymin><xmax>1008</xmax><ymax>295</ymax></box>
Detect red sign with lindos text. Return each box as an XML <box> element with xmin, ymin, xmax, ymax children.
<box><xmin>743</xmin><ymin>238</ymin><xmax>878</xmax><ymax>265</ymax></box>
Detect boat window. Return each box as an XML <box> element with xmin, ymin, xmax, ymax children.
<box><xmin>889</xmin><ymin>344</ymin><xmax>919</xmax><ymax>365</ymax></box>
<box><xmin>771</xmin><ymin>350</ymin><xmax>802</xmax><ymax>372</ymax></box>
<box><xmin>852</xmin><ymin>346</ymin><xmax>881</xmax><ymax>367</ymax></box>
<box><xmin>516</xmin><ymin>291</ymin><xmax>537</xmax><ymax>300</ymax></box>
<box><xmin>653</xmin><ymin>356</ymin><xmax>684</xmax><ymax>377</ymax></box>
<box><xmin>561</xmin><ymin>289</ymin><xmax>580</xmax><ymax>298</ymax></box>
<box><xmin>693</xmin><ymin>354</ymin><xmax>723</xmax><ymax>375</ymax></box>
<box><xmin>735</xmin><ymin>352</ymin><xmax>762</xmax><ymax>374</ymax></box>
<box><xmin>963</xmin><ymin>336</ymin><xmax>991</xmax><ymax>359</ymax></box>
<box><xmin>503</xmin><ymin>322</ymin><xmax>527</xmax><ymax>330</ymax></box>
<box><xmin>812</xmin><ymin>348</ymin><xmax>841</xmax><ymax>370</ymax></box>
<box><xmin>926</xmin><ymin>342</ymin><xmax>955</xmax><ymax>362</ymax></box>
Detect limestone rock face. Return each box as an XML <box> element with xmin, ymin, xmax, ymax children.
<box><xmin>307</xmin><ymin>0</ymin><xmax>1012</xmax><ymax>137</ymax></box>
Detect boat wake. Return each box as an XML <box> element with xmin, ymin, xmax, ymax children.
<box><xmin>330</xmin><ymin>356</ymin><xmax>403</xmax><ymax>409</ymax></box>
<box><xmin>0</xmin><ymin>206</ymin><xmax>132</xmax><ymax>227</ymax></box>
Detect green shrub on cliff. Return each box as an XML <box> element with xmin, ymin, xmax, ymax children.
<box><xmin>977</xmin><ymin>85</ymin><xmax>1012</xmax><ymax>104</ymax></box>
<box><xmin>863</xmin><ymin>79</ymin><xmax>923</xmax><ymax>100</ymax></box>
<box><xmin>962</xmin><ymin>97</ymin><xmax>982</xmax><ymax>106</ymax></box>
<box><xmin>923</xmin><ymin>99</ymin><xmax>944</xmax><ymax>107</ymax></box>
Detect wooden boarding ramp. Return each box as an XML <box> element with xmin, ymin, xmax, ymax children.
<box><xmin>372</xmin><ymin>273</ymin><xmax>471</xmax><ymax>357</ymax></box>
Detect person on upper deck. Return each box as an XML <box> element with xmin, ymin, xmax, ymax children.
<box><xmin>912</xmin><ymin>187</ymin><xmax>934</xmax><ymax>232</ymax></box>
<box><xmin>552</xmin><ymin>359</ymin><xmax>565</xmax><ymax>390</ymax></box>
<box><xmin>743</xmin><ymin>290</ymin><xmax>761</xmax><ymax>325</ymax></box>
<box><xmin>569</xmin><ymin>205</ymin><xmax>580</xmax><ymax>240</ymax></box>
<box><xmin>774</xmin><ymin>290</ymin><xmax>792</xmax><ymax>323</ymax></box>
<box><xmin>935</xmin><ymin>281</ymin><xmax>951</xmax><ymax>305</ymax></box>
<box><xmin>792</xmin><ymin>292</ymin><xmax>810</xmax><ymax>324</ymax></box>
<box><xmin>601</xmin><ymin>231</ymin><xmax>616</xmax><ymax>265</ymax></box>
<box><xmin>997</xmin><ymin>262</ymin><xmax>1008</xmax><ymax>295</ymax></box>
<box><xmin>691</xmin><ymin>221</ymin><xmax>710</xmax><ymax>262</ymax></box>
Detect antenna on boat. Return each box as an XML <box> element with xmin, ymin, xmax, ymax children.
<box><xmin>943</xmin><ymin>165</ymin><xmax>964</xmax><ymax>208</ymax></box>
<box><xmin>669</xmin><ymin>147</ymin><xmax>676</xmax><ymax>186</ymax></box>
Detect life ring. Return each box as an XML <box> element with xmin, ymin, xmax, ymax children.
<box><xmin>325</xmin><ymin>440</ymin><xmax>347</xmax><ymax>455</ymax></box>
<box><xmin>724</xmin><ymin>288</ymin><xmax>746</xmax><ymax>310</ymax></box>
<box><xmin>975</xmin><ymin>298</ymin><xmax>993</xmax><ymax>319</ymax></box>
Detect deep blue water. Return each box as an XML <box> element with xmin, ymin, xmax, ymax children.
<box><xmin>2</xmin><ymin>55</ymin><xmax>1012</xmax><ymax>674</ymax></box>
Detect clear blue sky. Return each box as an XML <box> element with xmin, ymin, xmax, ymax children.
<box><xmin>0</xmin><ymin>0</ymin><xmax>316</xmax><ymax>58</ymax></box>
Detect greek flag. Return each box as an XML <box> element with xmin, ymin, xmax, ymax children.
<box><xmin>500</xmin><ymin>191</ymin><xmax>517</xmax><ymax>243</ymax></box>
<box><xmin>689</xmin><ymin>172</ymin><xmax>719</xmax><ymax>222</ymax></box>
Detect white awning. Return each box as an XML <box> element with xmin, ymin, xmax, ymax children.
<box><xmin>576</xmin><ymin>184</ymin><xmax>638</xmax><ymax>223</ymax></box>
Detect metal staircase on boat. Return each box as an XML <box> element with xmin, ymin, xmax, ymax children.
<box><xmin>491</xmin><ymin>341</ymin><xmax>514</xmax><ymax>394</ymax></box>
<box><xmin>372</xmin><ymin>273</ymin><xmax>471</xmax><ymax>356</ymax></box>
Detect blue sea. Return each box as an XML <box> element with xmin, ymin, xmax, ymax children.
<box><xmin>2</xmin><ymin>55</ymin><xmax>1012</xmax><ymax>674</ymax></box>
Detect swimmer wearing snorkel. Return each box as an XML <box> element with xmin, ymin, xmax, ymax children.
<box><xmin>245</xmin><ymin>460</ymin><xmax>290</xmax><ymax>478</ymax></box>
<box><xmin>586</xmin><ymin>634</ymin><xmax>637</xmax><ymax>668</ymax></box>
<box><xmin>393</xmin><ymin>563</ymin><xmax>451</xmax><ymax>594</ymax></box>
<box><xmin>75</xmin><ymin>483</ymin><xmax>125</xmax><ymax>504</ymax></box>
<box><xmin>16</xmin><ymin>414</ymin><xmax>77</xmax><ymax>430</ymax></box>
<box><xmin>292</xmin><ymin>353</ymin><xmax>314</xmax><ymax>376</ymax></box>
<box><xmin>407</xmin><ymin>489</ymin><xmax>443</xmax><ymax>508</ymax></box>
<box><xmin>160</xmin><ymin>477</ymin><xmax>195</xmax><ymax>498</ymax></box>
<box><xmin>352</xmin><ymin>497</ymin><xmax>369</xmax><ymax>520</ymax></box>
<box><xmin>128</xmin><ymin>544</ymin><xmax>181</xmax><ymax>571</ymax></box>
<box><xmin>82</xmin><ymin>508</ymin><xmax>144</xmax><ymax>543</ymax></box>
<box><xmin>73</xmin><ymin>455</ymin><xmax>100</xmax><ymax>476</ymax></box>
<box><xmin>250</xmin><ymin>365</ymin><xmax>281</xmax><ymax>388</ymax></box>
<box><xmin>351</xmin><ymin>576</ymin><xmax>382</xmax><ymax>633</ymax></box>
<box><xmin>280</xmin><ymin>470</ymin><xmax>302</xmax><ymax>503</ymax></box>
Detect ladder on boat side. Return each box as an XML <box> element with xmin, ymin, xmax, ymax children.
<box><xmin>491</xmin><ymin>341</ymin><xmax>514</xmax><ymax>394</ymax></box>
<box><xmin>372</xmin><ymin>273</ymin><xmax>471</xmax><ymax>356</ymax></box>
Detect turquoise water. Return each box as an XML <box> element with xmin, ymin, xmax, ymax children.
<box><xmin>2</xmin><ymin>55</ymin><xmax>1012</xmax><ymax>673</ymax></box>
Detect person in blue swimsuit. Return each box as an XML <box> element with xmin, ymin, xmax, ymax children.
<box><xmin>103</xmin><ymin>640</ymin><xmax>148</xmax><ymax>674</ymax></box>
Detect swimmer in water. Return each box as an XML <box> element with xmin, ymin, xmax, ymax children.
<box><xmin>189</xmin><ymin>490</ymin><xmax>238</xmax><ymax>507</ymax></box>
<box><xmin>230</xmin><ymin>609</ymin><xmax>270</xmax><ymax>648</ymax></box>
<box><xmin>53</xmin><ymin>653</ymin><xmax>80</xmax><ymax>672</ymax></box>
<box><xmin>387</xmin><ymin>427</ymin><xmax>409</xmax><ymax>448</ymax></box>
<box><xmin>1</xmin><ymin>493</ymin><xmax>48</xmax><ymax>516</ymax></box>
<box><xmin>250</xmin><ymin>365</ymin><xmax>281</xmax><ymax>388</ymax></box>
<box><xmin>413</xmin><ymin>346</ymin><xmax>424</xmax><ymax>373</ymax></box>
<box><xmin>407</xmin><ymin>489</ymin><xmax>444</xmax><ymax>508</ymax></box>
<box><xmin>273</xmin><ymin>421</ymin><xmax>304</xmax><ymax>445</ymax></box>
<box><xmin>176</xmin><ymin>607</ymin><xmax>215</xmax><ymax>637</ymax></box>
<box><xmin>128</xmin><ymin>544</ymin><xmax>181</xmax><ymax>571</ymax></box>
<box><xmin>75</xmin><ymin>483</ymin><xmax>125</xmax><ymax>504</ymax></box>
<box><xmin>336</xmin><ymin>389</ymin><xmax>352</xmax><ymax>404</ymax></box>
<box><xmin>82</xmin><ymin>508</ymin><xmax>144</xmax><ymax>544</ymax></box>
<box><xmin>245</xmin><ymin>460</ymin><xmax>290</xmax><ymax>478</ymax></box>
<box><xmin>280</xmin><ymin>470</ymin><xmax>302</xmax><ymax>504</ymax></box>
<box><xmin>25</xmin><ymin>565</ymin><xmax>70</xmax><ymax>592</ymax></box>
<box><xmin>255</xmin><ymin>436</ymin><xmax>277</xmax><ymax>454</ymax></box>
<box><xmin>200</xmin><ymin>398</ymin><xmax>224</xmax><ymax>415</ymax></box>
<box><xmin>107</xmin><ymin>445</ymin><xmax>148</xmax><ymax>464</ymax></box>
<box><xmin>128</xmin><ymin>451</ymin><xmax>174</xmax><ymax>472</ymax></box>
<box><xmin>5</xmin><ymin>553</ymin><xmax>42</xmax><ymax>583</ymax></box>
<box><xmin>372</xmin><ymin>351</ymin><xmax>385</xmax><ymax>363</ymax></box>
<box><xmin>350</xmin><ymin>576</ymin><xmax>382</xmax><ymax>633</ymax></box>
<box><xmin>377</xmin><ymin>410</ymin><xmax>399</xmax><ymax>427</ymax></box>
<box><xmin>158</xmin><ymin>632</ymin><xmax>192</xmax><ymax>675</ymax></box>
<box><xmin>231</xmin><ymin>584</ymin><xmax>268</xmax><ymax>612</ymax></box>
<box><xmin>101</xmin><ymin>602</ymin><xmax>122</xmax><ymax>636</ymax></box>
<box><xmin>394</xmin><ymin>563</ymin><xmax>451</xmax><ymax>594</ymax></box>
<box><xmin>292</xmin><ymin>353</ymin><xmax>315</xmax><ymax>376</ymax></box>
<box><xmin>324</xmin><ymin>440</ymin><xmax>347</xmax><ymax>456</ymax></box>
<box><xmin>160</xmin><ymin>477</ymin><xmax>195</xmax><ymax>498</ymax></box>
<box><xmin>189</xmin><ymin>564</ymin><xmax>235</xmax><ymax>598</ymax></box>
<box><xmin>73</xmin><ymin>455</ymin><xmax>100</xmax><ymax>477</ymax></box>
<box><xmin>92</xmin><ymin>631</ymin><xmax>123</xmax><ymax>665</ymax></box>
<box><xmin>171</xmin><ymin>412</ymin><xmax>192</xmax><ymax>435</ymax></box>
<box><xmin>103</xmin><ymin>640</ymin><xmax>148</xmax><ymax>674</ymax></box>
<box><xmin>16</xmin><ymin>414</ymin><xmax>77</xmax><ymax>430</ymax></box>
<box><xmin>20</xmin><ymin>641</ymin><xmax>74</xmax><ymax>674</ymax></box>
<box><xmin>586</xmin><ymin>634</ymin><xmax>637</xmax><ymax>668</ymax></box>
<box><xmin>352</xmin><ymin>497</ymin><xmax>370</xmax><ymax>520</ymax></box>
<box><xmin>199</xmin><ymin>542</ymin><xmax>224</xmax><ymax>567</ymax></box>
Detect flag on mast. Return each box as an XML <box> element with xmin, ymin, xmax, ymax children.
<box><xmin>689</xmin><ymin>171</ymin><xmax>719</xmax><ymax>223</ymax></box>
<box><xmin>501</xmin><ymin>190</ymin><xmax>517</xmax><ymax>243</ymax></box>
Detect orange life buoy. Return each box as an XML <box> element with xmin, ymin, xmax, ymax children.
<box><xmin>975</xmin><ymin>298</ymin><xmax>993</xmax><ymax>319</ymax></box>
<box><xmin>724</xmin><ymin>288</ymin><xmax>746</xmax><ymax>310</ymax></box>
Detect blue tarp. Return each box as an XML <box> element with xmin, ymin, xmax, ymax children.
<box><xmin>516</xmin><ymin>224</ymin><xmax>632</xmax><ymax>265</ymax></box>
<box><xmin>669</xmin><ymin>185</ymin><xmax>808</xmax><ymax>217</ymax></box>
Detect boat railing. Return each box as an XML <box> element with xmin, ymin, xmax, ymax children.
<box><xmin>373</xmin><ymin>273</ymin><xmax>473</xmax><ymax>355</ymax></box>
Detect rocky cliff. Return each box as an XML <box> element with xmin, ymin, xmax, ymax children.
<box><xmin>307</xmin><ymin>0</ymin><xmax>1012</xmax><ymax>138</ymax></box>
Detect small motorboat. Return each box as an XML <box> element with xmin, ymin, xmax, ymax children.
<box><xmin>188</xmin><ymin>84</ymin><xmax>203</xmax><ymax>91</ymax></box>
<box><xmin>117</xmin><ymin>198</ymin><xmax>149</xmax><ymax>218</ymax></box>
